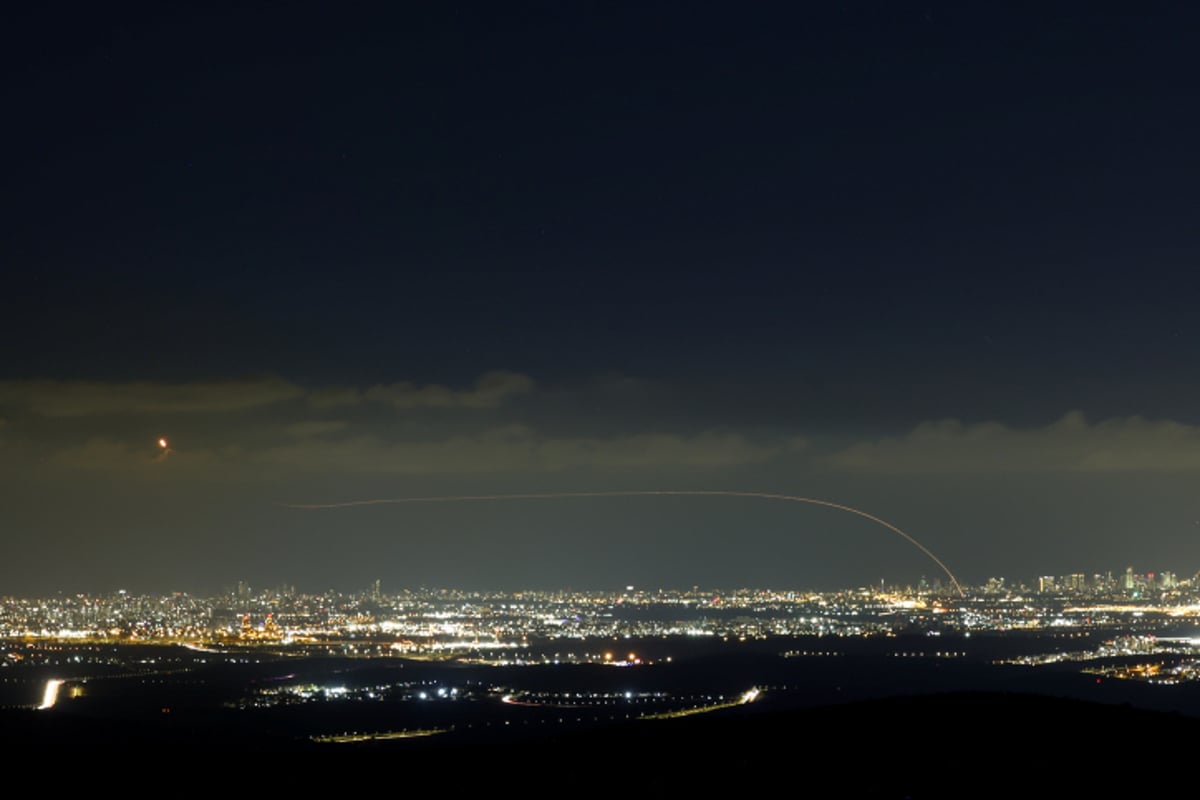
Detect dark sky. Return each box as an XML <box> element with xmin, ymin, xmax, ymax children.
<box><xmin>4</xmin><ymin>2</ymin><xmax>1200</xmax><ymax>596</ymax></box>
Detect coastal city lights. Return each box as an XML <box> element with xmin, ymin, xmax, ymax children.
<box><xmin>4</xmin><ymin>566</ymin><xmax>1200</xmax><ymax>667</ymax></box>
<box><xmin>7</xmin><ymin>567</ymin><xmax>1200</xmax><ymax>775</ymax></box>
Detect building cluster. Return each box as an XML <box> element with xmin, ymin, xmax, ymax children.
<box><xmin>3</xmin><ymin>567</ymin><xmax>1200</xmax><ymax>647</ymax></box>
<box><xmin>982</xmin><ymin>567</ymin><xmax>1186</xmax><ymax>597</ymax></box>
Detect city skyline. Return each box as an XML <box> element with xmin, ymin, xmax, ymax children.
<box><xmin>5</xmin><ymin>3</ymin><xmax>1200</xmax><ymax>595</ymax></box>
<box><xmin>0</xmin><ymin>560</ymin><xmax>1193</xmax><ymax>602</ymax></box>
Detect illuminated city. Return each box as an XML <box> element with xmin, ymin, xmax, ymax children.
<box><xmin>7</xmin><ymin>565</ymin><xmax>1200</xmax><ymax>793</ymax></box>
<box><xmin>9</xmin><ymin>1</ymin><xmax>1200</xmax><ymax>792</ymax></box>
<box><xmin>7</xmin><ymin>569</ymin><xmax>1200</xmax><ymax>711</ymax></box>
<box><xmin>4</xmin><ymin>566</ymin><xmax>1200</xmax><ymax>649</ymax></box>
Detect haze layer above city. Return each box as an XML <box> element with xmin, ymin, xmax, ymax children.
<box><xmin>4</xmin><ymin>3</ymin><xmax>1200</xmax><ymax>596</ymax></box>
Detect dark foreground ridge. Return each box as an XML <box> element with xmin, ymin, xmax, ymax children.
<box><xmin>5</xmin><ymin>691</ymin><xmax>1196</xmax><ymax>795</ymax></box>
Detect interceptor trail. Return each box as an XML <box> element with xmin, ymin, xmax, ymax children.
<box><xmin>281</xmin><ymin>490</ymin><xmax>965</xmax><ymax>598</ymax></box>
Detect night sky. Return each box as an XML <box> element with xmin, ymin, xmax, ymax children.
<box><xmin>4</xmin><ymin>2</ymin><xmax>1200</xmax><ymax>596</ymax></box>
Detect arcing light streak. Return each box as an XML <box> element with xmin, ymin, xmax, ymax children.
<box><xmin>281</xmin><ymin>490</ymin><xmax>964</xmax><ymax>598</ymax></box>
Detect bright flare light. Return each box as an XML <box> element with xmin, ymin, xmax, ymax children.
<box><xmin>158</xmin><ymin>438</ymin><xmax>168</xmax><ymax>449</ymax></box>
<box><xmin>39</xmin><ymin>679</ymin><xmax>64</xmax><ymax>710</ymax></box>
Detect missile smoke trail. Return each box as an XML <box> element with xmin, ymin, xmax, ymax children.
<box><xmin>281</xmin><ymin>490</ymin><xmax>965</xmax><ymax>598</ymax></box>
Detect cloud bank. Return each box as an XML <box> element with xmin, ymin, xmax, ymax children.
<box><xmin>0</xmin><ymin>377</ymin><xmax>304</xmax><ymax>416</ymax></box>
<box><xmin>0</xmin><ymin>371</ymin><xmax>535</xmax><ymax>418</ymax></box>
<box><xmin>252</xmin><ymin>426</ymin><xmax>782</xmax><ymax>474</ymax></box>
<box><xmin>831</xmin><ymin>411</ymin><xmax>1200</xmax><ymax>473</ymax></box>
<box><xmin>311</xmin><ymin>370</ymin><xmax>534</xmax><ymax>411</ymax></box>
